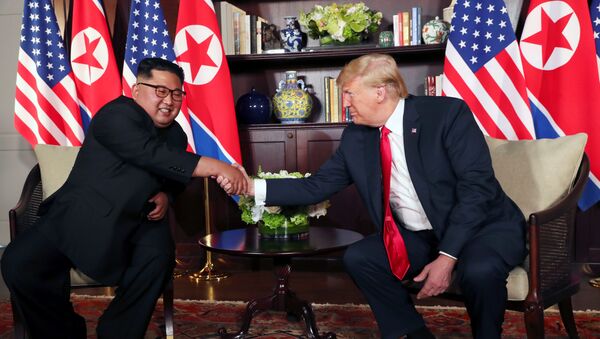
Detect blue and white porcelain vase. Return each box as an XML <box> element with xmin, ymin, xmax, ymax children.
<box><xmin>273</xmin><ymin>71</ymin><xmax>312</xmax><ymax>124</ymax></box>
<box><xmin>279</xmin><ymin>16</ymin><xmax>306</xmax><ymax>52</ymax></box>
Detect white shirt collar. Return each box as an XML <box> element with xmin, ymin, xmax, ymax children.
<box><xmin>382</xmin><ymin>98</ymin><xmax>405</xmax><ymax>135</ymax></box>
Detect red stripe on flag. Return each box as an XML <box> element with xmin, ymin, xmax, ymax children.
<box><xmin>475</xmin><ymin>63</ymin><xmax>532</xmax><ymax>139</ymax></box>
<box><xmin>15</xmin><ymin>87</ymin><xmax>59</xmax><ymax>145</ymax></box>
<box><xmin>495</xmin><ymin>50</ymin><xmax>529</xmax><ymax>106</ymax></box>
<box><xmin>14</xmin><ymin>116</ymin><xmax>40</xmax><ymax>146</ymax></box>
<box><xmin>17</xmin><ymin>62</ymin><xmax>79</xmax><ymax>145</ymax></box>
<box><xmin>444</xmin><ymin>57</ymin><xmax>508</xmax><ymax>139</ymax></box>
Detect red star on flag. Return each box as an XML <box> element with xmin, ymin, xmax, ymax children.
<box><xmin>177</xmin><ymin>30</ymin><xmax>217</xmax><ymax>82</ymax></box>
<box><xmin>522</xmin><ymin>9</ymin><xmax>573</xmax><ymax>66</ymax></box>
<box><xmin>72</xmin><ymin>33</ymin><xmax>103</xmax><ymax>69</ymax></box>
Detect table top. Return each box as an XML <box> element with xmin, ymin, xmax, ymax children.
<box><xmin>198</xmin><ymin>227</ymin><xmax>364</xmax><ymax>257</ymax></box>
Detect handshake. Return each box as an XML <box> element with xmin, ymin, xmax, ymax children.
<box><xmin>215</xmin><ymin>163</ymin><xmax>254</xmax><ymax>196</ymax></box>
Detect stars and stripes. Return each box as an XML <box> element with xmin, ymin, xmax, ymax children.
<box><xmin>14</xmin><ymin>0</ymin><xmax>84</xmax><ymax>146</ymax></box>
<box><xmin>121</xmin><ymin>0</ymin><xmax>196</xmax><ymax>152</ymax></box>
<box><xmin>443</xmin><ymin>0</ymin><xmax>535</xmax><ymax>140</ymax></box>
<box><xmin>122</xmin><ymin>0</ymin><xmax>176</xmax><ymax>95</ymax></box>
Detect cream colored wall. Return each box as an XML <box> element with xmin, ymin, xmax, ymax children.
<box><xmin>0</xmin><ymin>2</ymin><xmax>37</xmax><ymax>246</ymax></box>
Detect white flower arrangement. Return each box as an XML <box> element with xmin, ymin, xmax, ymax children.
<box><xmin>238</xmin><ymin>170</ymin><xmax>330</xmax><ymax>231</ymax></box>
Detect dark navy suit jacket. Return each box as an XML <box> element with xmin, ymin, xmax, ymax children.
<box><xmin>37</xmin><ymin>96</ymin><xmax>200</xmax><ymax>285</ymax></box>
<box><xmin>266</xmin><ymin>95</ymin><xmax>526</xmax><ymax>266</ymax></box>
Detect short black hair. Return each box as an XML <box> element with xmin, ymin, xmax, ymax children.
<box><xmin>137</xmin><ymin>58</ymin><xmax>185</xmax><ymax>84</ymax></box>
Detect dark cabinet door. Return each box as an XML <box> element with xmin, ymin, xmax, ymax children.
<box><xmin>240</xmin><ymin>127</ymin><xmax>297</xmax><ymax>173</ymax></box>
<box><xmin>296</xmin><ymin>126</ymin><xmax>376</xmax><ymax>235</ymax></box>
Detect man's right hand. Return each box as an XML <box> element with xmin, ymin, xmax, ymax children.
<box><xmin>216</xmin><ymin>164</ymin><xmax>254</xmax><ymax>196</ymax></box>
<box><xmin>192</xmin><ymin>157</ymin><xmax>247</xmax><ymax>195</ymax></box>
<box><xmin>217</xmin><ymin>164</ymin><xmax>247</xmax><ymax>195</ymax></box>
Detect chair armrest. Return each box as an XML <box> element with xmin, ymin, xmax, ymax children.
<box><xmin>527</xmin><ymin>154</ymin><xmax>589</xmax><ymax>299</ymax></box>
<box><xmin>9</xmin><ymin>164</ymin><xmax>43</xmax><ymax>240</ymax></box>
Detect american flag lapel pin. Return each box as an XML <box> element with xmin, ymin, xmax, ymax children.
<box><xmin>411</xmin><ymin>128</ymin><xmax>417</xmax><ymax>134</ymax></box>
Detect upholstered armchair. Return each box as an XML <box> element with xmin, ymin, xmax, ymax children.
<box><xmin>406</xmin><ymin>133</ymin><xmax>589</xmax><ymax>338</ymax></box>
<box><xmin>8</xmin><ymin>145</ymin><xmax>174</xmax><ymax>339</ymax></box>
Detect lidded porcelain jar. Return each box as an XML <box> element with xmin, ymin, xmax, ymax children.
<box><xmin>422</xmin><ymin>16</ymin><xmax>451</xmax><ymax>44</ymax></box>
<box><xmin>273</xmin><ymin>71</ymin><xmax>313</xmax><ymax>124</ymax></box>
<box><xmin>279</xmin><ymin>16</ymin><xmax>306</xmax><ymax>52</ymax></box>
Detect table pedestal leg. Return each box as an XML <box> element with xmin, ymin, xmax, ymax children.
<box><xmin>218</xmin><ymin>259</ymin><xmax>336</xmax><ymax>339</ymax></box>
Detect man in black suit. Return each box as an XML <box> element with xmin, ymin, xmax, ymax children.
<box><xmin>231</xmin><ymin>54</ymin><xmax>526</xmax><ymax>338</ymax></box>
<box><xmin>1</xmin><ymin>58</ymin><xmax>246</xmax><ymax>338</ymax></box>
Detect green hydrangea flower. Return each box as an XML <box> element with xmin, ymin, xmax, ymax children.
<box><xmin>299</xmin><ymin>2</ymin><xmax>382</xmax><ymax>44</ymax></box>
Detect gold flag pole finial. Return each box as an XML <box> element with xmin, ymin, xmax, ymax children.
<box><xmin>189</xmin><ymin>177</ymin><xmax>229</xmax><ymax>282</ymax></box>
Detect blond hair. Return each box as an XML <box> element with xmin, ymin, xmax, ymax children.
<box><xmin>336</xmin><ymin>53</ymin><xmax>408</xmax><ymax>99</ymax></box>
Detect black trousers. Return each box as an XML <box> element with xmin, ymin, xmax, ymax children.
<box><xmin>1</xmin><ymin>220</ymin><xmax>175</xmax><ymax>339</ymax></box>
<box><xmin>343</xmin><ymin>227</ymin><xmax>512</xmax><ymax>339</ymax></box>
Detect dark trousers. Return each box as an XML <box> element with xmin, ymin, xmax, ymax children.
<box><xmin>343</xmin><ymin>227</ymin><xmax>512</xmax><ymax>339</ymax></box>
<box><xmin>1</xmin><ymin>221</ymin><xmax>174</xmax><ymax>339</ymax></box>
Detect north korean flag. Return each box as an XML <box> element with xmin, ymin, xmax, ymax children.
<box><xmin>174</xmin><ymin>0</ymin><xmax>242</xmax><ymax>165</ymax></box>
<box><xmin>70</xmin><ymin>0</ymin><xmax>121</xmax><ymax>128</ymax></box>
<box><xmin>521</xmin><ymin>0</ymin><xmax>600</xmax><ymax>210</ymax></box>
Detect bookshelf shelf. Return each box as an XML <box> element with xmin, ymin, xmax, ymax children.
<box><xmin>227</xmin><ymin>44</ymin><xmax>446</xmax><ymax>67</ymax></box>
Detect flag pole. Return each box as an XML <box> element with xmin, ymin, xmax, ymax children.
<box><xmin>189</xmin><ymin>177</ymin><xmax>229</xmax><ymax>281</ymax></box>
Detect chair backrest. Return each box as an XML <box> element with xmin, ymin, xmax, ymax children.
<box><xmin>33</xmin><ymin>144</ymin><xmax>80</xmax><ymax>199</ymax></box>
<box><xmin>485</xmin><ymin>134</ymin><xmax>587</xmax><ymax>218</ymax></box>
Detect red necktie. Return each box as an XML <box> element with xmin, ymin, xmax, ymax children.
<box><xmin>380</xmin><ymin>126</ymin><xmax>410</xmax><ymax>280</ymax></box>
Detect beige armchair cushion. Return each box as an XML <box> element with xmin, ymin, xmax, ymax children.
<box><xmin>33</xmin><ymin>144</ymin><xmax>98</xmax><ymax>286</ymax></box>
<box><xmin>485</xmin><ymin>134</ymin><xmax>587</xmax><ymax>301</ymax></box>
<box><xmin>33</xmin><ymin>144</ymin><xmax>80</xmax><ymax>199</ymax></box>
<box><xmin>485</xmin><ymin>134</ymin><xmax>587</xmax><ymax>218</ymax></box>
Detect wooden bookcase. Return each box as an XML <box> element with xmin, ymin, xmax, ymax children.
<box><xmin>223</xmin><ymin>0</ymin><xmax>448</xmax><ymax>123</ymax></box>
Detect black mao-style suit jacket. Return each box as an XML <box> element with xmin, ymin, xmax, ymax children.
<box><xmin>36</xmin><ymin>96</ymin><xmax>200</xmax><ymax>285</ymax></box>
<box><xmin>266</xmin><ymin>95</ymin><xmax>527</xmax><ymax>266</ymax></box>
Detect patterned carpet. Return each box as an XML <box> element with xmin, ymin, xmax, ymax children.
<box><xmin>1</xmin><ymin>295</ymin><xmax>600</xmax><ymax>338</ymax></box>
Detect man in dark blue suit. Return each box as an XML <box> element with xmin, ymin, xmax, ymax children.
<box><xmin>232</xmin><ymin>54</ymin><xmax>526</xmax><ymax>338</ymax></box>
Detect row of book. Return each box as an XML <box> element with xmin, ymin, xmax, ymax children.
<box><xmin>215</xmin><ymin>1</ymin><xmax>272</xmax><ymax>55</ymax></box>
<box><xmin>424</xmin><ymin>74</ymin><xmax>444</xmax><ymax>96</ymax></box>
<box><xmin>323</xmin><ymin>76</ymin><xmax>351</xmax><ymax>123</ymax></box>
<box><xmin>392</xmin><ymin>7</ymin><xmax>423</xmax><ymax>47</ymax></box>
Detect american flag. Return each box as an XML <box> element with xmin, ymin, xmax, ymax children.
<box><xmin>122</xmin><ymin>0</ymin><xmax>176</xmax><ymax>95</ymax></box>
<box><xmin>442</xmin><ymin>0</ymin><xmax>535</xmax><ymax>140</ymax></box>
<box><xmin>122</xmin><ymin>0</ymin><xmax>196</xmax><ymax>152</ymax></box>
<box><xmin>14</xmin><ymin>0</ymin><xmax>84</xmax><ymax>146</ymax></box>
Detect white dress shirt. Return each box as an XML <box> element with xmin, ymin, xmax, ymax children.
<box><xmin>384</xmin><ymin>99</ymin><xmax>433</xmax><ymax>232</ymax></box>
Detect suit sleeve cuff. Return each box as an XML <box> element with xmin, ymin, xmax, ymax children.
<box><xmin>439</xmin><ymin>251</ymin><xmax>457</xmax><ymax>260</ymax></box>
<box><xmin>255</xmin><ymin>179</ymin><xmax>266</xmax><ymax>206</ymax></box>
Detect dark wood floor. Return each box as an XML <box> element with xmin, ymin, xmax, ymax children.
<box><xmin>75</xmin><ymin>256</ymin><xmax>600</xmax><ymax>311</ymax></box>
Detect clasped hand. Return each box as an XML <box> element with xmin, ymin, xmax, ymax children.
<box><xmin>216</xmin><ymin>164</ymin><xmax>253</xmax><ymax>196</ymax></box>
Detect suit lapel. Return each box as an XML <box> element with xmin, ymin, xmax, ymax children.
<box><xmin>403</xmin><ymin>97</ymin><xmax>432</xmax><ymax>215</ymax></box>
<box><xmin>363</xmin><ymin>127</ymin><xmax>383</xmax><ymax>230</ymax></box>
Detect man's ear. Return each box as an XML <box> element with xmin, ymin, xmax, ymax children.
<box><xmin>376</xmin><ymin>85</ymin><xmax>386</xmax><ymax>103</ymax></box>
<box><xmin>131</xmin><ymin>83</ymin><xmax>138</xmax><ymax>99</ymax></box>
